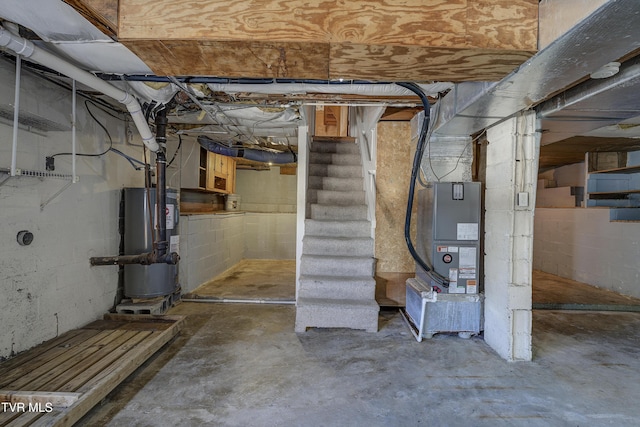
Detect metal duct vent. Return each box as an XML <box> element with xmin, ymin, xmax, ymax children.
<box><xmin>0</xmin><ymin>106</ymin><xmax>71</xmax><ymax>132</ymax></box>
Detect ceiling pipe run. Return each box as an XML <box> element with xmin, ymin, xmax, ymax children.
<box><xmin>0</xmin><ymin>24</ymin><xmax>159</xmax><ymax>152</ymax></box>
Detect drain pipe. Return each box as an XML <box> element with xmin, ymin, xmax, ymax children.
<box><xmin>0</xmin><ymin>25</ymin><xmax>159</xmax><ymax>153</ymax></box>
<box><xmin>91</xmin><ymin>108</ymin><xmax>178</xmax><ymax>267</ymax></box>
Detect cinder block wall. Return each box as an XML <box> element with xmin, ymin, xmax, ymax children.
<box><xmin>178</xmin><ymin>165</ymin><xmax>297</xmax><ymax>293</ymax></box>
<box><xmin>534</xmin><ymin>208</ymin><xmax>640</xmax><ymax>298</ymax></box>
<box><xmin>0</xmin><ymin>59</ymin><xmax>145</xmax><ymax>360</ymax></box>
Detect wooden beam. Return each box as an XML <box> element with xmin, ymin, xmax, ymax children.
<box><xmin>118</xmin><ymin>0</ymin><xmax>538</xmax><ymax>81</ymax></box>
<box><xmin>64</xmin><ymin>0</ymin><xmax>118</xmax><ymax>38</ymax></box>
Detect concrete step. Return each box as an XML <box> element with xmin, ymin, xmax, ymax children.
<box><xmin>303</xmin><ymin>235</ymin><xmax>373</xmax><ymax>256</ymax></box>
<box><xmin>310</xmin><ymin>204</ymin><xmax>368</xmax><ymax>220</ymax></box>
<box><xmin>308</xmin><ymin>176</ymin><xmax>363</xmax><ymax>191</ymax></box>
<box><xmin>308</xmin><ymin>164</ymin><xmax>363</xmax><ymax>178</ymax></box>
<box><xmin>305</xmin><ymin>219</ymin><xmax>371</xmax><ymax>238</ymax></box>
<box><xmin>298</xmin><ymin>275</ymin><xmax>376</xmax><ymax>300</ymax></box>
<box><xmin>295</xmin><ymin>297</ymin><xmax>379</xmax><ymax>332</ymax></box>
<box><xmin>309</xmin><ymin>152</ymin><xmax>361</xmax><ymax>166</ymax></box>
<box><xmin>300</xmin><ymin>254</ymin><xmax>375</xmax><ymax>277</ymax></box>
<box><xmin>316</xmin><ymin>189</ymin><xmax>366</xmax><ymax>205</ymax></box>
<box><xmin>311</xmin><ymin>142</ymin><xmax>360</xmax><ymax>155</ymax></box>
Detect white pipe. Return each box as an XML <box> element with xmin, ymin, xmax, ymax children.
<box><xmin>10</xmin><ymin>55</ymin><xmax>20</xmax><ymax>176</ymax></box>
<box><xmin>0</xmin><ymin>25</ymin><xmax>159</xmax><ymax>152</ymax></box>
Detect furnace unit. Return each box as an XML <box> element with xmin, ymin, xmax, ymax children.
<box><xmin>404</xmin><ymin>182</ymin><xmax>484</xmax><ymax>340</ymax></box>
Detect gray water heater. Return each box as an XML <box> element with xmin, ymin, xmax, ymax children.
<box><xmin>124</xmin><ymin>187</ymin><xmax>179</xmax><ymax>298</ymax></box>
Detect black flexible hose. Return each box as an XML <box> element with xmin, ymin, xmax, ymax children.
<box><xmin>396</xmin><ymin>82</ymin><xmax>448</xmax><ymax>287</ymax></box>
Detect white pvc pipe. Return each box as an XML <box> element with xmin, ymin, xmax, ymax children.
<box><xmin>0</xmin><ymin>25</ymin><xmax>159</xmax><ymax>152</ymax></box>
<box><xmin>10</xmin><ymin>55</ymin><xmax>20</xmax><ymax>176</ymax></box>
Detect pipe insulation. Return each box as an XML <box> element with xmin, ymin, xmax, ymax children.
<box><xmin>198</xmin><ymin>135</ymin><xmax>297</xmax><ymax>164</ymax></box>
<box><xmin>0</xmin><ymin>25</ymin><xmax>159</xmax><ymax>152</ymax></box>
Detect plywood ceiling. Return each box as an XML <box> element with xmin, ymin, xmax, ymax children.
<box><xmin>109</xmin><ymin>0</ymin><xmax>537</xmax><ymax>82</ymax></box>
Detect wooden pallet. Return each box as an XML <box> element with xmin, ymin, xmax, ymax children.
<box><xmin>0</xmin><ymin>314</ymin><xmax>184</xmax><ymax>427</ymax></box>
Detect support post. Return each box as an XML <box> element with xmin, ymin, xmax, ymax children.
<box><xmin>484</xmin><ymin>110</ymin><xmax>540</xmax><ymax>361</ymax></box>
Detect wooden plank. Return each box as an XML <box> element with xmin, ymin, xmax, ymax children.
<box><xmin>467</xmin><ymin>0</ymin><xmax>538</xmax><ymax>50</ymax></box>
<box><xmin>0</xmin><ymin>331</ymin><xmax>103</xmax><ymax>389</ymax></box>
<box><xmin>328</xmin><ymin>44</ymin><xmax>535</xmax><ymax>82</ymax></box>
<box><xmin>31</xmin><ymin>331</ymin><xmax>138</xmax><ymax>392</ymax></box>
<box><xmin>63</xmin><ymin>0</ymin><xmax>118</xmax><ymax>37</ymax></box>
<box><xmin>45</xmin><ymin>318</ymin><xmax>183</xmax><ymax>427</ymax></box>
<box><xmin>119</xmin><ymin>0</ymin><xmax>536</xmax><ymax>50</ymax></box>
<box><xmin>55</xmin><ymin>331</ymin><xmax>152</xmax><ymax>394</ymax></box>
<box><xmin>3</xmin><ymin>331</ymin><xmax>124</xmax><ymax>391</ymax></box>
<box><xmin>0</xmin><ymin>330</ymin><xmax>87</xmax><ymax>378</ymax></box>
<box><xmin>122</xmin><ymin>39</ymin><xmax>330</xmax><ymax>79</ymax></box>
<box><xmin>2</xmin><ymin>411</ymin><xmax>43</xmax><ymax>427</ymax></box>
<box><xmin>0</xmin><ymin>391</ymin><xmax>81</xmax><ymax>408</ymax></box>
<box><xmin>118</xmin><ymin>0</ymin><xmax>537</xmax><ymax>81</ymax></box>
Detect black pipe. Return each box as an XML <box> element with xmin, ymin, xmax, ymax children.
<box><xmin>90</xmin><ymin>252</ymin><xmax>179</xmax><ymax>266</ymax></box>
<box><xmin>155</xmin><ymin>108</ymin><xmax>169</xmax><ymax>257</ymax></box>
<box><xmin>396</xmin><ymin>82</ymin><xmax>448</xmax><ymax>288</ymax></box>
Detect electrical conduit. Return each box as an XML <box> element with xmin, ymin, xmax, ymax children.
<box><xmin>0</xmin><ymin>25</ymin><xmax>159</xmax><ymax>153</ymax></box>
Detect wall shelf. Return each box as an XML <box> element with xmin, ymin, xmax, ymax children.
<box><xmin>587</xmin><ymin>189</ymin><xmax>640</xmax><ymax>199</ymax></box>
<box><xmin>0</xmin><ymin>168</ymin><xmax>75</xmax><ymax>181</ymax></box>
<box><xmin>589</xmin><ymin>165</ymin><xmax>640</xmax><ymax>175</ymax></box>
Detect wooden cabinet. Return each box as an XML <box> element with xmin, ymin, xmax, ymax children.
<box><xmin>314</xmin><ymin>105</ymin><xmax>349</xmax><ymax>137</ymax></box>
<box><xmin>207</xmin><ymin>151</ymin><xmax>236</xmax><ymax>194</ymax></box>
<box><xmin>180</xmin><ymin>141</ymin><xmax>235</xmax><ymax>194</ymax></box>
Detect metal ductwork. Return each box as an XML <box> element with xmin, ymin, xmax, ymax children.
<box><xmin>432</xmin><ymin>0</ymin><xmax>640</xmax><ymax>138</ymax></box>
<box><xmin>198</xmin><ymin>135</ymin><xmax>297</xmax><ymax>164</ymax></box>
<box><xmin>537</xmin><ymin>54</ymin><xmax>640</xmax><ymax>145</ymax></box>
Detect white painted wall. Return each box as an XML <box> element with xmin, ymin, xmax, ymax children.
<box><xmin>178</xmin><ymin>213</ymin><xmax>245</xmax><ymax>293</ymax></box>
<box><xmin>484</xmin><ymin>111</ymin><xmax>539</xmax><ymax>362</ymax></box>
<box><xmin>178</xmin><ymin>211</ymin><xmax>297</xmax><ymax>292</ymax></box>
<box><xmin>0</xmin><ymin>58</ymin><xmax>145</xmax><ymax>360</ymax></box>
<box><xmin>244</xmin><ymin>212</ymin><xmax>296</xmax><ymax>260</ymax></box>
<box><xmin>235</xmin><ymin>167</ymin><xmax>296</xmax><ymax>213</ymax></box>
<box><xmin>534</xmin><ymin>208</ymin><xmax>640</xmax><ymax>298</ymax></box>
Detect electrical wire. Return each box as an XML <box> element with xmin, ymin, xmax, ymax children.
<box><xmin>167</xmin><ymin>134</ymin><xmax>183</xmax><ymax>167</ymax></box>
<box><xmin>50</xmin><ymin>100</ymin><xmax>148</xmax><ymax>170</ymax></box>
<box><xmin>396</xmin><ymin>82</ymin><xmax>449</xmax><ymax>288</ymax></box>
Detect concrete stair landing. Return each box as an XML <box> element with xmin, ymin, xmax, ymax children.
<box><xmin>296</xmin><ymin>140</ymin><xmax>379</xmax><ymax>333</ymax></box>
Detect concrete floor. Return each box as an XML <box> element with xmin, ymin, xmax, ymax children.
<box><xmin>77</xmin><ymin>265</ymin><xmax>640</xmax><ymax>426</ymax></box>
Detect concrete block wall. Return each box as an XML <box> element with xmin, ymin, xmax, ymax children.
<box><xmin>179</xmin><ymin>212</ymin><xmax>296</xmax><ymax>292</ymax></box>
<box><xmin>178</xmin><ymin>213</ymin><xmax>245</xmax><ymax>293</ymax></box>
<box><xmin>0</xmin><ymin>58</ymin><xmax>145</xmax><ymax>360</ymax></box>
<box><xmin>534</xmin><ymin>208</ymin><xmax>640</xmax><ymax>298</ymax></box>
<box><xmin>484</xmin><ymin>111</ymin><xmax>539</xmax><ymax>362</ymax></box>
